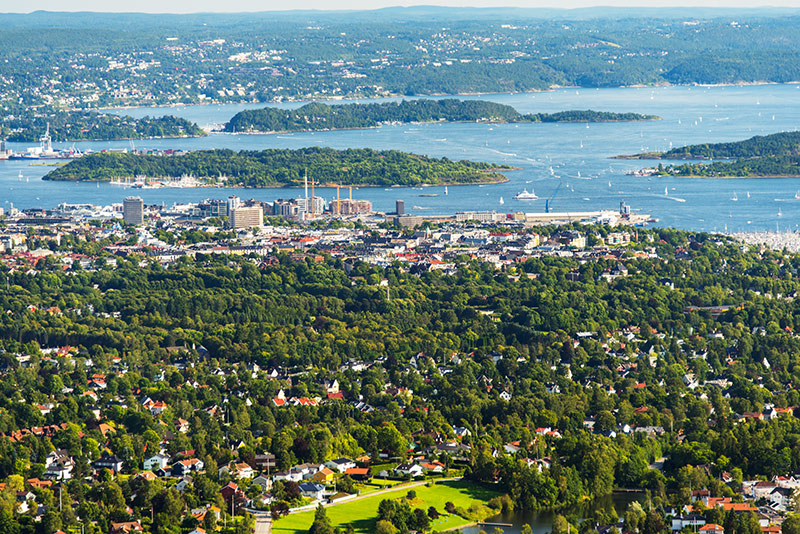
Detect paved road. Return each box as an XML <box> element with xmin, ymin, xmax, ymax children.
<box><xmin>252</xmin><ymin>510</ymin><xmax>272</xmax><ymax>534</ymax></box>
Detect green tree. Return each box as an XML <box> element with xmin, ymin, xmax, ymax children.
<box><xmin>309</xmin><ymin>504</ymin><xmax>334</xmax><ymax>534</ymax></box>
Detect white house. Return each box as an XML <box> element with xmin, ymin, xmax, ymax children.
<box><xmin>325</xmin><ymin>458</ymin><xmax>356</xmax><ymax>473</ymax></box>
<box><xmin>143</xmin><ymin>453</ymin><xmax>171</xmax><ymax>471</ymax></box>
<box><xmin>394</xmin><ymin>463</ymin><xmax>424</xmax><ymax>478</ymax></box>
<box><xmin>298</xmin><ymin>482</ymin><xmax>325</xmax><ymax>501</ymax></box>
<box><xmin>672</xmin><ymin>515</ymin><xmax>705</xmax><ymax>531</ymax></box>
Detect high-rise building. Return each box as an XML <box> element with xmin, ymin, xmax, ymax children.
<box><xmin>123</xmin><ymin>196</ymin><xmax>144</xmax><ymax>225</ymax></box>
<box><xmin>227</xmin><ymin>195</ymin><xmax>241</xmax><ymax>214</ymax></box>
<box><xmin>296</xmin><ymin>196</ymin><xmax>327</xmax><ymax>218</ymax></box>
<box><xmin>395</xmin><ymin>200</ymin><xmax>405</xmax><ymax>216</ymax></box>
<box><xmin>230</xmin><ymin>205</ymin><xmax>264</xmax><ymax>230</ymax></box>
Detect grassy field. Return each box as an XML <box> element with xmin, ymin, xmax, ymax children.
<box><xmin>272</xmin><ymin>479</ymin><xmax>501</xmax><ymax>534</ymax></box>
<box><xmin>357</xmin><ymin>478</ymin><xmax>405</xmax><ymax>496</ymax></box>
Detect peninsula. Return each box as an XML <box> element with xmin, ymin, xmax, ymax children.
<box><xmin>42</xmin><ymin>147</ymin><xmax>512</xmax><ymax>187</ymax></box>
<box><xmin>619</xmin><ymin>131</ymin><xmax>800</xmax><ymax>178</ymax></box>
<box><xmin>4</xmin><ymin>111</ymin><xmax>206</xmax><ymax>142</ymax></box>
<box><xmin>223</xmin><ymin>99</ymin><xmax>660</xmax><ymax>134</ymax></box>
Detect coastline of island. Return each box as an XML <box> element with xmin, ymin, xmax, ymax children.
<box><xmin>41</xmin><ymin>147</ymin><xmax>514</xmax><ymax>188</ymax></box>
<box><xmin>221</xmin><ymin>99</ymin><xmax>660</xmax><ymax>135</ymax></box>
<box><xmin>618</xmin><ymin>131</ymin><xmax>800</xmax><ymax>178</ymax></box>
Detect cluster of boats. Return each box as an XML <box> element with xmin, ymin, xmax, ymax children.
<box><xmin>0</xmin><ymin>126</ymin><xmax>85</xmax><ymax>161</ymax></box>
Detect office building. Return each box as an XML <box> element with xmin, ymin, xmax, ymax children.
<box><xmin>230</xmin><ymin>205</ymin><xmax>264</xmax><ymax>230</ymax></box>
<box><xmin>395</xmin><ymin>200</ymin><xmax>405</xmax><ymax>216</ymax></box>
<box><xmin>123</xmin><ymin>197</ymin><xmax>144</xmax><ymax>225</ymax></box>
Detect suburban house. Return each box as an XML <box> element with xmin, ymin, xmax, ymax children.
<box><xmin>43</xmin><ymin>455</ymin><xmax>74</xmax><ymax>481</ymax></box>
<box><xmin>272</xmin><ymin>471</ymin><xmax>303</xmax><ymax>483</ymax></box>
<box><xmin>298</xmin><ymin>482</ymin><xmax>326</xmax><ymax>501</ymax></box>
<box><xmin>143</xmin><ymin>453</ymin><xmax>171</xmax><ymax>471</ymax></box>
<box><xmin>254</xmin><ymin>453</ymin><xmax>276</xmax><ymax>471</ymax></box>
<box><xmin>699</xmin><ymin>524</ymin><xmax>724</xmax><ymax>534</ymax></box>
<box><xmin>344</xmin><ymin>467</ymin><xmax>371</xmax><ymax>481</ymax></box>
<box><xmin>312</xmin><ymin>467</ymin><xmax>335</xmax><ymax>484</ymax></box>
<box><xmin>93</xmin><ymin>454</ymin><xmax>125</xmax><ymax>473</ymax></box>
<box><xmin>769</xmin><ymin>487</ymin><xmax>793</xmax><ymax>510</ymax></box>
<box><xmin>219</xmin><ymin>462</ymin><xmax>255</xmax><ymax>479</ymax></box>
<box><xmin>325</xmin><ymin>458</ymin><xmax>356</xmax><ymax>473</ymax></box>
<box><xmin>420</xmin><ymin>461</ymin><xmax>445</xmax><ymax>473</ymax></box>
<box><xmin>176</xmin><ymin>476</ymin><xmax>194</xmax><ymax>493</ymax></box>
<box><xmin>172</xmin><ymin>458</ymin><xmax>204</xmax><ymax>477</ymax></box>
<box><xmin>671</xmin><ymin>514</ymin><xmax>706</xmax><ymax>531</ymax></box>
<box><xmin>110</xmin><ymin>522</ymin><xmax>144</xmax><ymax>534</ymax></box>
<box><xmin>394</xmin><ymin>463</ymin><xmax>424</xmax><ymax>478</ymax></box>
<box><xmin>252</xmin><ymin>475</ymin><xmax>272</xmax><ymax>491</ymax></box>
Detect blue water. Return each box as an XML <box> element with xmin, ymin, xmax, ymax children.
<box><xmin>4</xmin><ymin>84</ymin><xmax>800</xmax><ymax>232</ymax></box>
<box><xmin>458</xmin><ymin>492</ymin><xmax>643</xmax><ymax>534</ymax></box>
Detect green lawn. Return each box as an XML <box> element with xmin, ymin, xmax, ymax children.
<box><xmin>272</xmin><ymin>480</ymin><xmax>501</xmax><ymax>534</ymax></box>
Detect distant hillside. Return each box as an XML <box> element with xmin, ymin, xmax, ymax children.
<box><xmin>223</xmin><ymin>99</ymin><xmax>659</xmax><ymax>133</ymax></box>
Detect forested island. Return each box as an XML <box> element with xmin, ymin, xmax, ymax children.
<box><xmin>620</xmin><ymin>131</ymin><xmax>800</xmax><ymax>177</ymax></box>
<box><xmin>42</xmin><ymin>147</ymin><xmax>511</xmax><ymax>187</ymax></box>
<box><xmin>2</xmin><ymin>112</ymin><xmax>206</xmax><ymax>142</ymax></box>
<box><xmin>223</xmin><ymin>99</ymin><xmax>659</xmax><ymax>133</ymax></box>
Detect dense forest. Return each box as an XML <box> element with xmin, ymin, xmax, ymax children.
<box><xmin>223</xmin><ymin>100</ymin><xmax>659</xmax><ymax>133</ymax></box>
<box><xmin>3</xmin><ymin>112</ymin><xmax>205</xmax><ymax>142</ymax></box>
<box><xmin>42</xmin><ymin>147</ymin><xmax>511</xmax><ymax>186</ymax></box>
<box><xmin>644</xmin><ymin>131</ymin><xmax>800</xmax><ymax>177</ymax></box>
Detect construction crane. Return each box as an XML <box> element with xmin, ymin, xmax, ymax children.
<box><xmin>544</xmin><ymin>182</ymin><xmax>563</xmax><ymax>213</ymax></box>
<box><xmin>325</xmin><ymin>183</ymin><xmax>353</xmax><ymax>216</ymax></box>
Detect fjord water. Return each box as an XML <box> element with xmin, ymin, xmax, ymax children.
<box><xmin>4</xmin><ymin>84</ymin><xmax>800</xmax><ymax>232</ymax></box>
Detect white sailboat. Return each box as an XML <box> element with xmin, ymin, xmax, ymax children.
<box><xmin>499</xmin><ymin>196</ymin><xmax>504</xmax><ymax>205</ymax></box>
<box><xmin>444</xmin><ymin>186</ymin><xmax>449</xmax><ymax>196</ymax></box>
<box><xmin>747</xmin><ymin>192</ymin><xmax>751</xmax><ymax>199</ymax></box>
<box><xmin>664</xmin><ymin>187</ymin><xmax>668</xmax><ymax>196</ymax></box>
<box><xmin>795</xmin><ymin>190</ymin><xmax>800</xmax><ymax>200</ymax></box>
<box><xmin>731</xmin><ymin>192</ymin><xmax>738</xmax><ymax>201</ymax></box>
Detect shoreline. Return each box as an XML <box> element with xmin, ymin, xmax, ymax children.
<box><xmin>5</xmin><ymin>133</ymin><xmax>207</xmax><ymax>144</ymax></box>
<box><xmin>44</xmin><ymin>173</ymin><xmax>512</xmax><ymax>188</ymax></box>
<box><xmin>90</xmin><ymin>81</ymin><xmax>800</xmax><ymax>115</ymax></box>
<box><xmin>660</xmin><ymin>174</ymin><xmax>800</xmax><ymax>179</ymax></box>
<box><xmin>215</xmin><ymin>116</ymin><xmax>660</xmax><ymax>136</ymax></box>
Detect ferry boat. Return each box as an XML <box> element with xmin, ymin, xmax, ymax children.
<box><xmin>514</xmin><ymin>189</ymin><xmax>539</xmax><ymax>200</ymax></box>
